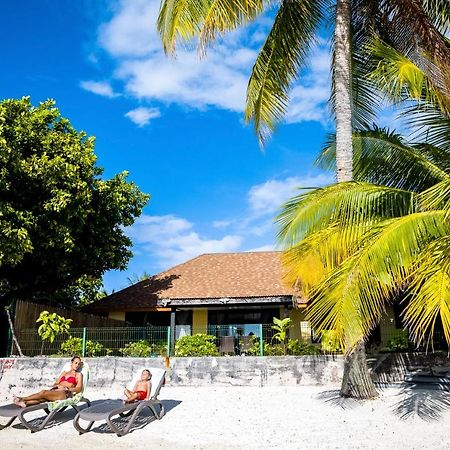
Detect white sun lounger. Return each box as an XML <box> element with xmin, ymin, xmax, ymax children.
<box><xmin>73</xmin><ymin>367</ymin><xmax>165</xmax><ymax>436</ymax></box>
<box><xmin>0</xmin><ymin>361</ymin><xmax>90</xmax><ymax>433</ymax></box>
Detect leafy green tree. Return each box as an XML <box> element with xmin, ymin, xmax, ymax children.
<box><xmin>0</xmin><ymin>98</ymin><xmax>149</xmax><ymax>307</ymax></box>
<box><xmin>37</xmin><ymin>310</ymin><xmax>72</xmax><ymax>355</ymax></box>
<box><xmin>278</xmin><ymin>125</ymin><xmax>450</xmax><ymax>395</ymax></box>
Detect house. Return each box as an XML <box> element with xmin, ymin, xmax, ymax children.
<box><xmin>85</xmin><ymin>251</ymin><xmax>400</xmax><ymax>348</ymax></box>
<box><xmin>85</xmin><ymin>251</ymin><xmax>312</xmax><ymax>341</ymax></box>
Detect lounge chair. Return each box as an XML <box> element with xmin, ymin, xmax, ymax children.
<box><xmin>73</xmin><ymin>366</ymin><xmax>165</xmax><ymax>437</ymax></box>
<box><xmin>0</xmin><ymin>361</ymin><xmax>90</xmax><ymax>433</ymax></box>
<box><xmin>219</xmin><ymin>336</ymin><xmax>235</xmax><ymax>355</ymax></box>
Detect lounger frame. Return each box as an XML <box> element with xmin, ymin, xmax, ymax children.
<box><xmin>0</xmin><ymin>397</ymin><xmax>91</xmax><ymax>433</ymax></box>
<box><xmin>73</xmin><ymin>398</ymin><xmax>164</xmax><ymax>436</ymax></box>
<box><xmin>73</xmin><ymin>367</ymin><xmax>166</xmax><ymax>436</ymax></box>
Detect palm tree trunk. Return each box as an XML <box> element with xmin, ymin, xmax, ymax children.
<box><xmin>334</xmin><ymin>0</ymin><xmax>377</xmax><ymax>399</ymax></box>
<box><xmin>334</xmin><ymin>0</ymin><xmax>353</xmax><ymax>182</ymax></box>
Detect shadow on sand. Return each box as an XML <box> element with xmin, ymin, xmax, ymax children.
<box><xmin>391</xmin><ymin>383</ymin><xmax>450</xmax><ymax>421</ymax></box>
<box><xmin>90</xmin><ymin>399</ymin><xmax>182</xmax><ymax>435</ymax></box>
<box><xmin>315</xmin><ymin>389</ymin><xmax>360</xmax><ymax>409</ymax></box>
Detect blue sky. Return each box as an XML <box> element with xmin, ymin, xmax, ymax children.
<box><xmin>2</xmin><ymin>0</ymin><xmax>337</xmax><ymax>293</ymax></box>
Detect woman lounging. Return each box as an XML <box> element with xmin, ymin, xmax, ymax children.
<box><xmin>13</xmin><ymin>356</ymin><xmax>84</xmax><ymax>408</ymax></box>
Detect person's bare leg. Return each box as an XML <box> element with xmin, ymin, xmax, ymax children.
<box><xmin>14</xmin><ymin>390</ymin><xmax>66</xmax><ymax>407</ymax></box>
<box><xmin>124</xmin><ymin>388</ymin><xmax>137</xmax><ymax>401</ymax></box>
<box><xmin>124</xmin><ymin>390</ymin><xmax>139</xmax><ymax>403</ymax></box>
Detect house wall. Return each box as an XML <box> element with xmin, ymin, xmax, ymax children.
<box><xmin>192</xmin><ymin>308</ymin><xmax>208</xmax><ymax>334</ymax></box>
<box><xmin>289</xmin><ymin>308</ymin><xmax>312</xmax><ymax>342</ymax></box>
<box><xmin>108</xmin><ymin>311</ymin><xmax>126</xmax><ymax>321</ymax></box>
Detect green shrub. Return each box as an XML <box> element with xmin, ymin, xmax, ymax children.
<box><xmin>175</xmin><ymin>334</ymin><xmax>219</xmax><ymax>357</ymax></box>
<box><xmin>287</xmin><ymin>339</ymin><xmax>321</xmax><ymax>355</ymax></box>
<box><xmin>119</xmin><ymin>340</ymin><xmax>152</xmax><ymax>357</ymax></box>
<box><xmin>381</xmin><ymin>329</ymin><xmax>409</xmax><ymax>352</ymax></box>
<box><xmin>263</xmin><ymin>343</ymin><xmax>285</xmax><ymax>356</ymax></box>
<box><xmin>240</xmin><ymin>336</ymin><xmax>260</xmax><ymax>355</ymax></box>
<box><xmin>60</xmin><ymin>336</ymin><xmax>110</xmax><ymax>357</ymax></box>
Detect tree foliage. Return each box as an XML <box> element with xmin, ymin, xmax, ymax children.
<box><xmin>278</xmin><ymin>125</ymin><xmax>450</xmax><ymax>351</ymax></box>
<box><xmin>0</xmin><ymin>97</ymin><xmax>149</xmax><ymax>306</ymax></box>
<box><xmin>158</xmin><ymin>0</ymin><xmax>450</xmax><ymax>145</ymax></box>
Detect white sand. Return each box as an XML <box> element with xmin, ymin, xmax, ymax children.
<box><xmin>2</xmin><ymin>385</ymin><xmax>450</xmax><ymax>449</ymax></box>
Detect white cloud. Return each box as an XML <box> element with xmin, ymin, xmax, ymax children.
<box><xmin>248</xmin><ymin>173</ymin><xmax>333</xmax><ymax>216</ymax></box>
<box><xmin>127</xmin><ymin>214</ymin><xmax>242</xmax><ymax>268</ymax></box>
<box><xmin>80</xmin><ymin>80</ymin><xmax>118</xmax><ymax>98</ymax></box>
<box><xmin>212</xmin><ymin>220</ymin><xmax>232</xmax><ymax>229</ymax></box>
<box><xmin>93</xmin><ymin>0</ymin><xmax>330</xmax><ymax>124</ymax></box>
<box><xmin>125</xmin><ymin>107</ymin><xmax>161</xmax><ymax>126</ymax></box>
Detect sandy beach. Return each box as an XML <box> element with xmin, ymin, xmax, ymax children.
<box><xmin>2</xmin><ymin>384</ymin><xmax>450</xmax><ymax>449</ymax></box>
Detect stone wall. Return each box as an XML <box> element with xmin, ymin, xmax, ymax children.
<box><xmin>1</xmin><ymin>353</ymin><xmax>448</xmax><ymax>402</ymax></box>
<box><xmin>0</xmin><ymin>356</ymin><xmax>343</xmax><ymax>401</ymax></box>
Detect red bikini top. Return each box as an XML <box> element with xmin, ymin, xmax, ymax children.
<box><xmin>60</xmin><ymin>374</ymin><xmax>76</xmax><ymax>385</ymax></box>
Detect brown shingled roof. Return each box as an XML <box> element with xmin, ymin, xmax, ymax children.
<box><xmin>86</xmin><ymin>251</ymin><xmax>296</xmax><ymax>312</ymax></box>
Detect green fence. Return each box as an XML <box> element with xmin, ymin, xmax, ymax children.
<box><xmin>15</xmin><ymin>326</ymin><xmax>170</xmax><ymax>357</ymax></box>
<box><xmin>13</xmin><ymin>323</ymin><xmax>442</xmax><ymax>357</ymax></box>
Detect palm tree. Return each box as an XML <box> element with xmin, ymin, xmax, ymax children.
<box><xmin>277</xmin><ymin>125</ymin><xmax>450</xmax><ymax>392</ymax></box>
<box><xmin>157</xmin><ymin>0</ymin><xmax>450</xmax><ymax>398</ymax></box>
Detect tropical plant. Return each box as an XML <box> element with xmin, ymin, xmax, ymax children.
<box><xmin>175</xmin><ymin>334</ymin><xmax>219</xmax><ymax>356</ymax></box>
<box><xmin>271</xmin><ymin>317</ymin><xmax>292</xmax><ymax>355</ymax></box>
<box><xmin>158</xmin><ymin>1</ymin><xmax>450</xmax><ymax>175</ymax></box>
<box><xmin>36</xmin><ymin>311</ymin><xmax>72</xmax><ymax>355</ymax></box>
<box><xmin>0</xmin><ymin>97</ymin><xmax>149</xmax><ymax>309</ymax></box>
<box><xmin>278</xmin><ymin>125</ymin><xmax>450</xmax><ymax>382</ymax></box>
<box><xmin>158</xmin><ymin>0</ymin><xmax>450</xmax><ymax>399</ymax></box>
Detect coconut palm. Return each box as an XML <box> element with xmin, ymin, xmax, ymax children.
<box><xmin>277</xmin><ymin>125</ymin><xmax>450</xmax><ymax>397</ymax></box>
<box><xmin>159</xmin><ymin>1</ymin><xmax>450</xmax><ymax>178</ymax></box>
<box><xmin>157</xmin><ymin>0</ymin><xmax>450</xmax><ymax>398</ymax></box>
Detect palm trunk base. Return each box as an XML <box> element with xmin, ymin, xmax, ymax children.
<box><xmin>340</xmin><ymin>341</ymin><xmax>378</xmax><ymax>399</ymax></box>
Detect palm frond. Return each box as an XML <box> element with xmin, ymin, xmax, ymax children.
<box><xmin>404</xmin><ymin>104</ymin><xmax>450</xmax><ymax>152</ymax></box>
<box><xmin>157</xmin><ymin>0</ymin><xmax>268</xmax><ymax>54</ymax></box>
<box><xmin>421</xmin><ymin>0</ymin><xmax>450</xmax><ymax>35</ymax></box>
<box><xmin>282</xmin><ymin>223</ymin><xmax>369</xmax><ymax>298</ymax></box>
<box><xmin>306</xmin><ymin>210</ymin><xmax>450</xmax><ymax>349</ymax></box>
<box><xmin>404</xmin><ymin>236</ymin><xmax>450</xmax><ymax>346</ymax></box>
<box><xmin>317</xmin><ymin>127</ymin><xmax>450</xmax><ymax>191</ymax></box>
<box><xmin>367</xmin><ymin>39</ymin><xmax>450</xmax><ymax>110</ymax></box>
<box><xmin>245</xmin><ymin>0</ymin><xmax>325</xmax><ymax>145</ymax></box>
<box><xmin>420</xmin><ymin>179</ymin><xmax>450</xmax><ymax>217</ymax></box>
<box><xmin>276</xmin><ymin>182</ymin><xmax>415</xmax><ymax>246</ymax></box>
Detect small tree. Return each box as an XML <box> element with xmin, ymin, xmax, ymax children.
<box><xmin>271</xmin><ymin>317</ymin><xmax>292</xmax><ymax>355</ymax></box>
<box><xmin>36</xmin><ymin>311</ymin><xmax>72</xmax><ymax>355</ymax></box>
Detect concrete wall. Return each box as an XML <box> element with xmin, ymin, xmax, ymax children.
<box><xmin>3</xmin><ymin>353</ymin><xmax>448</xmax><ymax>402</ymax></box>
<box><xmin>0</xmin><ymin>356</ymin><xmax>342</xmax><ymax>401</ymax></box>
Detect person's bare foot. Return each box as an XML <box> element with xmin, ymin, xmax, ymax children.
<box><xmin>13</xmin><ymin>396</ymin><xmax>26</xmax><ymax>408</ymax></box>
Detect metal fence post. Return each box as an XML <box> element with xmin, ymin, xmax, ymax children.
<box><xmin>259</xmin><ymin>324</ymin><xmax>263</xmax><ymax>356</ymax></box>
<box><xmin>82</xmin><ymin>327</ymin><xmax>87</xmax><ymax>357</ymax></box>
<box><xmin>166</xmin><ymin>326</ymin><xmax>171</xmax><ymax>357</ymax></box>
<box><xmin>170</xmin><ymin>311</ymin><xmax>176</xmax><ymax>356</ymax></box>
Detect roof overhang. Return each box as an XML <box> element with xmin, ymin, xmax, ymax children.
<box><xmin>161</xmin><ymin>295</ymin><xmax>292</xmax><ymax>307</ymax></box>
